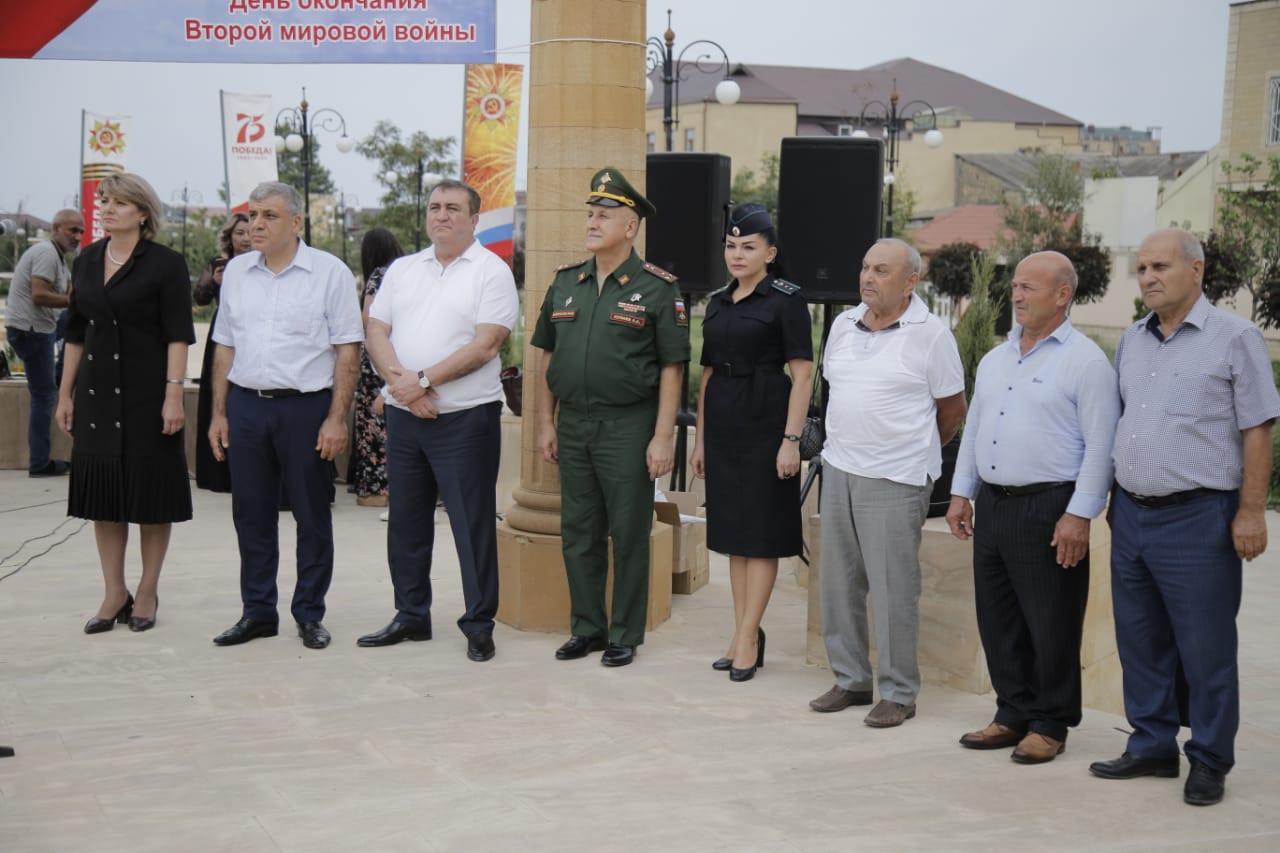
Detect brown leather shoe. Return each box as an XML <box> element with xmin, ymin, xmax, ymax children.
<box><xmin>1011</xmin><ymin>732</ymin><xmax>1066</xmax><ymax>764</ymax></box>
<box><xmin>808</xmin><ymin>685</ymin><xmax>874</xmax><ymax>713</ymax></box>
<box><xmin>864</xmin><ymin>700</ymin><xmax>917</xmax><ymax>728</ymax></box>
<box><xmin>959</xmin><ymin>721</ymin><xmax>1025</xmax><ymax>750</ymax></box>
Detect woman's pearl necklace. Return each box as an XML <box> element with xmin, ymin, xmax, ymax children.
<box><xmin>105</xmin><ymin>242</ymin><xmax>127</xmax><ymax>266</ymax></box>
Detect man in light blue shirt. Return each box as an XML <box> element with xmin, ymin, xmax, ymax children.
<box><xmin>207</xmin><ymin>181</ymin><xmax>364</xmax><ymax>651</ymax></box>
<box><xmin>946</xmin><ymin>251</ymin><xmax>1119</xmax><ymax>764</ymax></box>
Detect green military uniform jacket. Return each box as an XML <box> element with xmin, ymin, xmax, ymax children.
<box><xmin>531</xmin><ymin>249</ymin><xmax>690</xmax><ymax>409</ymax></box>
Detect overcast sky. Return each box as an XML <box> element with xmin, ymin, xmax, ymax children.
<box><xmin>0</xmin><ymin>0</ymin><xmax>1231</xmax><ymax>221</ymax></box>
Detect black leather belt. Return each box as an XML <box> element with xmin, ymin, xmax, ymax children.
<box><xmin>986</xmin><ymin>481</ymin><xmax>1072</xmax><ymax>496</ymax></box>
<box><xmin>1122</xmin><ymin>487</ymin><xmax>1223</xmax><ymax>509</ymax></box>
<box><xmin>239</xmin><ymin>386</ymin><xmax>323</xmax><ymax>399</ymax></box>
<box><xmin>713</xmin><ymin>362</ymin><xmax>782</xmax><ymax>378</ymax></box>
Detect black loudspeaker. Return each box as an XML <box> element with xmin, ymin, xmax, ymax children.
<box><xmin>645</xmin><ymin>152</ymin><xmax>731</xmax><ymax>293</ymax></box>
<box><xmin>777</xmin><ymin>137</ymin><xmax>883</xmax><ymax>304</ymax></box>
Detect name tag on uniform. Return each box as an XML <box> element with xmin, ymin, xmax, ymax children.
<box><xmin>616</xmin><ymin>301</ymin><xmax>646</xmax><ymax>314</ymax></box>
<box><xmin>609</xmin><ymin>311</ymin><xmax>646</xmax><ymax>329</ymax></box>
<box><xmin>551</xmin><ymin>309</ymin><xmax>577</xmax><ymax>321</ymax></box>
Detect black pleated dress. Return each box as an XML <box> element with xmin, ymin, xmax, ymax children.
<box><xmin>65</xmin><ymin>240</ymin><xmax>196</xmax><ymax>524</ymax></box>
<box><xmin>700</xmin><ymin>275</ymin><xmax>813</xmax><ymax>557</ymax></box>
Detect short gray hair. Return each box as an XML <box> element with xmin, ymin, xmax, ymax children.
<box><xmin>875</xmin><ymin>237</ymin><xmax>921</xmax><ymax>276</ymax></box>
<box><xmin>250</xmin><ymin>181</ymin><xmax>304</xmax><ymax>217</ymax></box>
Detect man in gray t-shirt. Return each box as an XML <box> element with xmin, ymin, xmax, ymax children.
<box><xmin>5</xmin><ymin>209</ymin><xmax>84</xmax><ymax>476</ymax></box>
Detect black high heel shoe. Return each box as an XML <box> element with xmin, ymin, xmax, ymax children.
<box><xmin>84</xmin><ymin>593</ymin><xmax>134</xmax><ymax>634</ymax></box>
<box><xmin>712</xmin><ymin>656</ymin><xmax>732</xmax><ymax>671</ymax></box>
<box><xmin>729</xmin><ymin>627</ymin><xmax>766</xmax><ymax>682</ymax></box>
<box><xmin>129</xmin><ymin>596</ymin><xmax>158</xmax><ymax>633</ymax></box>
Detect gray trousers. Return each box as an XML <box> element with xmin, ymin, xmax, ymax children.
<box><xmin>819</xmin><ymin>464</ymin><xmax>929</xmax><ymax>705</ymax></box>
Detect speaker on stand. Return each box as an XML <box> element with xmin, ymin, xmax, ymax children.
<box><xmin>776</xmin><ymin>136</ymin><xmax>885</xmax><ymax>511</ymax></box>
<box><xmin>645</xmin><ymin>152</ymin><xmax>732</xmax><ymax>491</ymax></box>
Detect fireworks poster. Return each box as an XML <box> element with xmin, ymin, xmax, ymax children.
<box><xmin>80</xmin><ymin>110</ymin><xmax>129</xmax><ymax>247</ymax></box>
<box><xmin>462</xmin><ymin>64</ymin><xmax>522</xmax><ymax>265</ymax></box>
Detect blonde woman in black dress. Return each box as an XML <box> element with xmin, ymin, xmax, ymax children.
<box><xmin>57</xmin><ymin>172</ymin><xmax>195</xmax><ymax>633</ymax></box>
<box><xmin>692</xmin><ymin>204</ymin><xmax>813</xmax><ymax>681</ymax></box>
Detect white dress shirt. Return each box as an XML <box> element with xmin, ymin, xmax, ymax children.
<box><xmin>212</xmin><ymin>241</ymin><xmax>364</xmax><ymax>392</ymax></box>
<box><xmin>369</xmin><ymin>239</ymin><xmax>518</xmax><ymax>414</ymax></box>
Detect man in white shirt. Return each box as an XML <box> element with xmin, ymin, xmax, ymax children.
<box><xmin>207</xmin><ymin>182</ymin><xmax>364</xmax><ymax>651</ymax></box>
<box><xmin>810</xmin><ymin>238</ymin><xmax>967</xmax><ymax>727</ymax></box>
<box><xmin>361</xmin><ymin>179</ymin><xmax>518</xmax><ymax>662</ymax></box>
<box><xmin>5</xmin><ymin>209</ymin><xmax>84</xmax><ymax>476</ymax></box>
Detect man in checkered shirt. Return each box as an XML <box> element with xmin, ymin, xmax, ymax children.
<box><xmin>1089</xmin><ymin>228</ymin><xmax>1280</xmax><ymax>807</ymax></box>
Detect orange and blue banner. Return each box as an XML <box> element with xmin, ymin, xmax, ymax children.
<box><xmin>462</xmin><ymin>63</ymin><xmax>522</xmax><ymax>265</ymax></box>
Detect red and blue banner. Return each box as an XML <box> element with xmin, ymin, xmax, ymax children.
<box><xmin>462</xmin><ymin>63</ymin><xmax>522</xmax><ymax>265</ymax></box>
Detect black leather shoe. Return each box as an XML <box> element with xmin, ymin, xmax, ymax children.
<box><xmin>212</xmin><ymin>617</ymin><xmax>279</xmax><ymax>646</ymax></box>
<box><xmin>601</xmin><ymin>643</ymin><xmax>636</xmax><ymax>667</ymax></box>
<box><xmin>1184</xmin><ymin>759</ymin><xmax>1225</xmax><ymax>805</ymax></box>
<box><xmin>555</xmin><ymin>634</ymin><xmax>606</xmax><ymax>660</ymax></box>
<box><xmin>129</xmin><ymin>596</ymin><xmax>158</xmax><ymax>633</ymax></box>
<box><xmin>712</xmin><ymin>657</ymin><xmax>733</xmax><ymax>671</ymax></box>
<box><xmin>84</xmin><ymin>593</ymin><xmax>134</xmax><ymax>634</ymax></box>
<box><xmin>357</xmin><ymin>620</ymin><xmax>432</xmax><ymax>647</ymax></box>
<box><xmin>467</xmin><ymin>629</ymin><xmax>495</xmax><ymax>662</ymax></box>
<box><xmin>297</xmin><ymin>621</ymin><xmax>331</xmax><ymax>649</ymax></box>
<box><xmin>1089</xmin><ymin>752</ymin><xmax>1180</xmax><ymax>780</ymax></box>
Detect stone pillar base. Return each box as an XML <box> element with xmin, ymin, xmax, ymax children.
<box><xmin>497</xmin><ymin>518</ymin><xmax>673</xmax><ymax>633</ymax></box>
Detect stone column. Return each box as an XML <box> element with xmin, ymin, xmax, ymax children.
<box><xmin>497</xmin><ymin>0</ymin><xmax>673</xmax><ymax>631</ymax></box>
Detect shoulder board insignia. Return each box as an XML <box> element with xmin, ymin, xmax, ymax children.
<box><xmin>642</xmin><ymin>261</ymin><xmax>678</xmax><ymax>284</ymax></box>
<box><xmin>707</xmin><ymin>284</ymin><xmax>731</xmax><ymax>298</ymax></box>
<box><xmin>555</xmin><ymin>258</ymin><xmax>589</xmax><ymax>272</ymax></box>
<box><xmin>771</xmin><ymin>279</ymin><xmax>801</xmax><ymax>296</ymax></box>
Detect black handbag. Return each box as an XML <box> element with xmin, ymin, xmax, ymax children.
<box><xmin>798</xmin><ymin>363</ymin><xmax>824</xmax><ymax>461</ymax></box>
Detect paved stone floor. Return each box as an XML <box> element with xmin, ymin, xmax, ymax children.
<box><xmin>2</xmin><ymin>470</ymin><xmax>1278</xmax><ymax>851</ymax></box>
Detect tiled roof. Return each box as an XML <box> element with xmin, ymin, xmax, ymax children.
<box><xmin>651</xmin><ymin>56</ymin><xmax>1081</xmax><ymax>127</ymax></box>
<box><xmin>912</xmin><ymin>205</ymin><xmax>1008</xmax><ymax>254</ymax></box>
<box><xmin>958</xmin><ymin>151</ymin><xmax>1206</xmax><ymax>193</ymax></box>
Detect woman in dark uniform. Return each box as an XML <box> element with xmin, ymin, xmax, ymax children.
<box><xmin>691</xmin><ymin>203</ymin><xmax>813</xmax><ymax>682</ymax></box>
<box><xmin>192</xmin><ymin>212</ymin><xmax>251</xmax><ymax>492</ymax></box>
<box><xmin>56</xmin><ymin>172</ymin><xmax>196</xmax><ymax>634</ymax></box>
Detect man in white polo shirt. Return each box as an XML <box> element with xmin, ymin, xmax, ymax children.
<box><xmin>809</xmin><ymin>238</ymin><xmax>967</xmax><ymax>727</ymax></box>
<box><xmin>361</xmin><ymin>179</ymin><xmax>519</xmax><ymax>663</ymax></box>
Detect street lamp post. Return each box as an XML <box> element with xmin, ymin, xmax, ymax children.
<box><xmin>332</xmin><ymin>191</ymin><xmax>358</xmax><ymax>266</ymax></box>
<box><xmin>274</xmin><ymin>87</ymin><xmax>354</xmax><ymax>245</ymax></box>
<box><xmin>384</xmin><ymin>156</ymin><xmax>443</xmax><ymax>251</ymax></box>
<box><xmin>171</xmin><ymin>184</ymin><xmax>202</xmax><ymax>265</ymax></box>
<box><xmin>854</xmin><ymin>79</ymin><xmax>944</xmax><ymax>237</ymax></box>
<box><xmin>645</xmin><ymin>9</ymin><xmax>741</xmax><ymax>152</ymax></box>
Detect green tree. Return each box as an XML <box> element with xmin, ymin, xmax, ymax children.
<box><xmin>275</xmin><ymin>121</ymin><xmax>336</xmax><ymax>198</ymax></box>
<box><xmin>1204</xmin><ymin>154</ymin><xmax>1280</xmax><ymax>327</ymax></box>
<box><xmin>356</xmin><ymin>119</ymin><xmax>456</xmax><ymax>250</ymax></box>
<box><xmin>926</xmin><ymin>241</ymin><xmax>982</xmax><ymax>300</ymax></box>
<box><xmin>953</xmin><ymin>250</ymin><xmax>1002</xmax><ymax>401</ymax></box>
<box><xmin>730</xmin><ymin>153</ymin><xmax>779</xmax><ymax>219</ymax></box>
<box><xmin>999</xmin><ymin>153</ymin><xmax>1109</xmax><ymax>304</ymax></box>
<box><xmin>155</xmin><ymin>206</ymin><xmax>221</xmax><ymax>285</ymax></box>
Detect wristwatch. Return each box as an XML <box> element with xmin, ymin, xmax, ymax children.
<box><xmin>418</xmin><ymin>370</ymin><xmax>431</xmax><ymax>389</ymax></box>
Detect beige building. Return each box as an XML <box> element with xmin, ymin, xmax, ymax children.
<box><xmin>646</xmin><ymin>57</ymin><xmax>1086</xmax><ymax>214</ymax></box>
<box><xmin>1218</xmin><ymin>0</ymin><xmax>1280</xmax><ymax>177</ymax></box>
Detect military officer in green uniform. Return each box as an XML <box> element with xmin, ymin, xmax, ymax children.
<box><xmin>532</xmin><ymin>167</ymin><xmax>690</xmax><ymax>668</ymax></box>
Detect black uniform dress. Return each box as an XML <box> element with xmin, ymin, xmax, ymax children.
<box><xmin>700</xmin><ymin>275</ymin><xmax>813</xmax><ymax>557</ymax></box>
<box><xmin>64</xmin><ymin>240</ymin><xmax>196</xmax><ymax>524</ymax></box>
